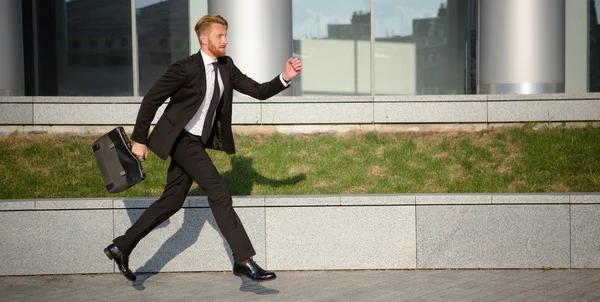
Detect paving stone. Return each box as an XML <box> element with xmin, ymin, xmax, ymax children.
<box><xmin>1</xmin><ymin>269</ymin><xmax>600</xmax><ymax>301</ymax></box>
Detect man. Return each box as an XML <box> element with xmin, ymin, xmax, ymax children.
<box><xmin>103</xmin><ymin>14</ymin><xmax>302</xmax><ymax>282</ymax></box>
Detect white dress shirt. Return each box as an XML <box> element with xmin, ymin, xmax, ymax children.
<box><xmin>185</xmin><ymin>49</ymin><xmax>291</xmax><ymax>136</ymax></box>
<box><xmin>184</xmin><ymin>49</ymin><xmax>224</xmax><ymax>136</ymax></box>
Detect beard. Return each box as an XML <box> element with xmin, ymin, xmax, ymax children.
<box><xmin>208</xmin><ymin>41</ymin><xmax>226</xmax><ymax>58</ymax></box>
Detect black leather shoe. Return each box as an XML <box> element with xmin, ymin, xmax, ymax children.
<box><xmin>233</xmin><ymin>259</ymin><xmax>276</xmax><ymax>281</ymax></box>
<box><xmin>104</xmin><ymin>244</ymin><xmax>136</xmax><ymax>282</ymax></box>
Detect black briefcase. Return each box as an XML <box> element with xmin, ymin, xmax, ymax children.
<box><xmin>92</xmin><ymin>127</ymin><xmax>146</xmax><ymax>193</ymax></box>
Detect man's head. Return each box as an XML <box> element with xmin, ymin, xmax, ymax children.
<box><xmin>195</xmin><ymin>15</ymin><xmax>228</xmax><ymax>60</ymax></box>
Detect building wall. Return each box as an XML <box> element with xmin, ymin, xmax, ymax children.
<box><xmin>6</xmin><ymin>0</ymin><xmax>599</xmax><ymax>98</ymax></box>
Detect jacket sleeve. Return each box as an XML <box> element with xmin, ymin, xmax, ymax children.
<box><xmin>229</xmin><ymin>58</ymin><xmax>288</xmax><ymax>100</ymax></box>
<box><xmin>130</xmin><ymin>60</ymin><xmax>188</xmax><ymax>144</ymax></box>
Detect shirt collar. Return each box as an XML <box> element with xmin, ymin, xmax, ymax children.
<box><xmin>200</xmin><ymin>48</ymin><xmax>217</xmax><ymax>67</ymax></box>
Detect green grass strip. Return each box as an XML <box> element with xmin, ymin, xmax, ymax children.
<box><xmin>1</xmin><ymin>125</ymin><xmax>599</xmax><ymax>199</ymax></box>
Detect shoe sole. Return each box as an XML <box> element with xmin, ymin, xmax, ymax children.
<box><xmin>232</xmin><ymin>271</ymin><xmax>276</xmax><ymax>281</ymax></box>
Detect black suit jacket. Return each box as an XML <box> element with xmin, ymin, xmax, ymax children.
<box><xmin>131</xmin><ymin>51</ymin><xmax>289</xmax><ymax>160</ymax></box>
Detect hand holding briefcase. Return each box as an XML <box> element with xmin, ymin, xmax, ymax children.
<box><xmin>92</xmin><ymin>127</ymin><xmax>146</xmax><ymax>193</ymax></box>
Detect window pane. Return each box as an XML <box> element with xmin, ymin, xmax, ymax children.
<box><xmin>590</xmin><ymin>0</ymin><xmax>600</xmax><ymax>92</ymax></box>
<box><xmin>292</xmin><ymin>0</ymin><xmax>372</xmax><ymax>96</ymax></box>
<box><xmin>136</xmin><ymin>0</ymin><xmax>190</xmax><ymax>96</ymax></box>
<box><xmin>374</xmin><ymin>0</ymin><xmax>474</xmax><ymax>95</ymax></box>
<box><xmin>62</xmin><ymin>0</ymin><xmax>133</xmax><ymax>95</ymax></box>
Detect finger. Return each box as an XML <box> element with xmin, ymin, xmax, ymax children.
<box><xmin>133</xmin><ymin>152</ymin><xmax>144</xmax><ymax>161</ymax></box>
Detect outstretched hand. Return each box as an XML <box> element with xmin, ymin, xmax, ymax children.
<box><xmin>282</xmin><ymin>57</ymin><xmax>302</xmax><ymax>81</ymax></box>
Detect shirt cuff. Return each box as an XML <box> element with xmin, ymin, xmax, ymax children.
<box><xmin>279</xmin><ymin>74</ymin><xmax>291</xmax><ymax>87</ymax></box>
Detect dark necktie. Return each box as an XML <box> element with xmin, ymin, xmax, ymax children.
<box><xmin>201</xmin><ymin>62</ymin><xmax>220</xmax><ymax>144</ymax></box>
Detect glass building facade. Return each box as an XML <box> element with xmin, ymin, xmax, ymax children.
<box><xmin>4</xmin><ymin>0</ymin><xmax>600</xmax><ymax>97</ymax></box>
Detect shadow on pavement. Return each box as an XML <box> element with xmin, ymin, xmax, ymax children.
<box><xmin>238</xmin><ymin>276</ymin><xmax>280</xmax><ymax>295</ymax></box>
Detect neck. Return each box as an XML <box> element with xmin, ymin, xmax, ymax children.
<box><xmin>201</xmin><ymin>47</ymin><xmax>217</xmax><ymax>61</ymax></box>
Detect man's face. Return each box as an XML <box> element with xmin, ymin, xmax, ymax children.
<box><xmin>203</xmin><ymin>23</ymin><xmax>228</xmax><ymax>59</ymax></box>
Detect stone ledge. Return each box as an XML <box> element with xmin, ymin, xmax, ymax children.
<box><xmin>375</xmin><ymin>94</ymin><xmax>489</xmax><ymax>102</ymax></box>
<box><xmin>3</xmin><ymin>122</ymin><xmax>598</xmax><ymax>136</ymax></box>
<box><xmin>487</xmin><ymin>93</ymin><xmax>600</xmax><ymax>101</ymax></box>
<box><xmin>1</xmin><ymin>193</ymin><xmax>599</xmax><ymax>275</ymax></box>
<box><xmin>2</xmin><ymin>193</ymin><xmax>599</xmax><ymax>210</ymax></box>
<box><xmin>2</xmin><ymin>94</ymin><xmax>599</xmax><ymax>126</ymax></box>
<box><xmin>570</xmin><ymin>194</ymin><xmax>600</xmax><ymax>204</ymax></box>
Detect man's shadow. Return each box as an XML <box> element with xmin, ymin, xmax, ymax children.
<box><xmin>130</xmin><ymin>156</ymin><xmax>305</xmax><ymax>294</ymax></box>
<box><xmin>131</xmin><ymin>205</ymin><xmax>229</xmax><ymax>291</ymax></box>
<box><xmin>221</xmin><ymin>156</ymin><xmax>306</xmax><ymax>196</ymax></box>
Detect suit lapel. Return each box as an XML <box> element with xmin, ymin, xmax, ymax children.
<box><xmin>216</xmin><ymin>58</ymin><xmax>231</xmax><ymax>111</ymax></box>
<box><xmin>192</xmin><ymin>51</ymin><xmax>207</xmax><ymax>97</ymax></box>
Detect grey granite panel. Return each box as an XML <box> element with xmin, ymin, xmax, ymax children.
<box><xmin>0</xmin><ymin>96</ymin><xmax>34</xmax><ymax>103</ymax></box>
<box><xmin>571</xmin><ymin>204</ymin><xmax>600</xmax><ymax>268</ymax></box>
<box><xmin>0</xmin><ymin>103</ymin><xmax>33</xmax><ymax>124</ymax></box>
<box><xmin>0</xmin><ymin>200</ymin><xmax>35</xmax><ymax>210</ymax></box>
<box><xmin>114</xmin><ymin>207</ymin><xmax>266</xmax><ymax>272</ymax></box>
<box><xmin>570</xmin><ymin>194</ymin><xmax>600</xmax><ymax>204</ymax></box>
<box><xmin>0</xmin><ymin>210</ymin><xmax>113</xmax><ymax>275</ymax></box>
<box><xmin>113</xmin><ymin>198</ymin><xmax>168</xmax><ymax>209</ymax></box>
<box><xmin>487</xmin><ymin>93</ymin><xmax>600</xmax><ymax>101</ymax></box>
<box><xmin>417</xmin><ymin>205</ymin><xmax>570</xmax><ymax>268</ymax></box>
<box><xmin>33</xmin><ymin>96</ymin><xmax>143</xmax><ymax>103</ymax></box>
<box><xmin>262</xmin><ymin>103</ymin><xmax>373</xmax><ymax>124</ymax></box>
<box><xmin>488</xmin><ymin>100</ymin><xmax>600</xmax><ymax>122</ymax></box>
<box><xmin>266</xmin><ymin>206</ymin><xmax>416</xmax><ymax>270</ymax></box>
<box><xmin>340</xmin><ymin>194</ymin><xmax>415</xmax><ymax>205</ymax></box>
<box><xmin>35</xmin><ymin>198</ymin><xmax>113</xmax><ymax>210</ymax></box>
<box><xmin>416</xmin><ymin>194</ymin><xmax>492</xmax><ymax>205</ymax></box>
<box><xmin>232</xmin><ymin>196</ymin><xmax>265</xmax><ymax>207</ymax></box>
<box><xmin>34</xmin><ymin>103</ymin><xmax>140</xmax><ymax>124</ymax></box>
<box><xmin>265</xmin><ymin>195</ymin><xmax>341</xmax><ymax>207</ymax></box>
<box><xmin>375</xmin><ymin>95</ymin><xmax>488</xmax><ymax>102</ymax></box>
<box><xmin>185</xmin><ymin>196</ymin><xmax>265</xmax><ymax>208</ymax></box>
<box><xmin>374</xmin><ymin>102</ymin><xmax>487</xmax><ymax>123</ymax></box>
<box><xmin>186</xmin><ymin>196</ymin><xmax>209</xmax><ymax>207</ymax></box>
<box><xmin>491</xmin><ymin>194</ymin><xmax>569</xmax><ymax>204</ymax></box>
<box><xmin>231</xmin><ymin>103</ymin><xmax>261</xmax><ymax>124</ymax></box>
<box><xmin>266</xmin><ymin>95</ymin><xmax>373</xmax><ymax>103</ymax></box>
<box><xmin>231</xmin><ymin>96</ymin><xmax>261</xmax><ymax>103</ymax></box>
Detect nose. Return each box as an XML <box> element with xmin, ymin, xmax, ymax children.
<box><xmin>223</xmin><ymin>37</ymin><xmax>228</xmax><ymax>45</ymax></box>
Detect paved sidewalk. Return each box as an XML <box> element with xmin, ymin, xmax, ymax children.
<box><xmin>2</xmin><ymin>269</ymin><xmax>600</xmax><ymax>302</ymax></box>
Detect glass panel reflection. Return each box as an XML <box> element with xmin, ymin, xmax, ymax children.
<box><xmin>591</xmin><ymin>0</ymin><xmax>600</xmax><ymax>92</ymax></box>
<box><xmin>136</xmin><ymin>0</ymin><xmax>189</xmax><ymax>95</ymax></box>
<box><xmin>374</xmin><ymin>0</ymin><xmax>474</xmax><ymax>95</ymax></box>
<box><xmin>292</xmin><ymin>0</ymin><xmax>372</xmax><ymax>96</ymax></box>
<box><xmin>63</xmin><ymin>0</ymin><xmax>133</xmax><ymax>95</ymax></box>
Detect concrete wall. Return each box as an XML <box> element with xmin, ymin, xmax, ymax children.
<box><xmin>1</xmin><ymin>193</ymin><xmax>599</xmax><ymax>276</ymax></box>
<box><xmin>1</xmin><ymin>94</ymin><xmax>599</xmax><ymax>131</ymax></box>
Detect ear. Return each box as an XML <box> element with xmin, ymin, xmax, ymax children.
<box><xmin>199</xmin><ymin>35</ymin><xmax>207</xmax><ymax>46</ymax></box>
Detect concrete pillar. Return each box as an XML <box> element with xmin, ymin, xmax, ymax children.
<box><xmin>208</xmin><ymin>0</ymin><xmax>293</xmax><ymax>95</ymax></box>
<box><xmin>479</xmin><ymin>0</ymin><xmax>565</xmax><ymax>94</ymax></box>
<box><xmin>0</xmin><ymin>0</ymin><xmax>25</xmax><ymax>96</ymax></box>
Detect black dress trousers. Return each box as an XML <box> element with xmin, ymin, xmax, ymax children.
<box><xmin>113</xmin><ymin>131</ymin><xmax>256</xmax><ymax>262</ymax></box>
